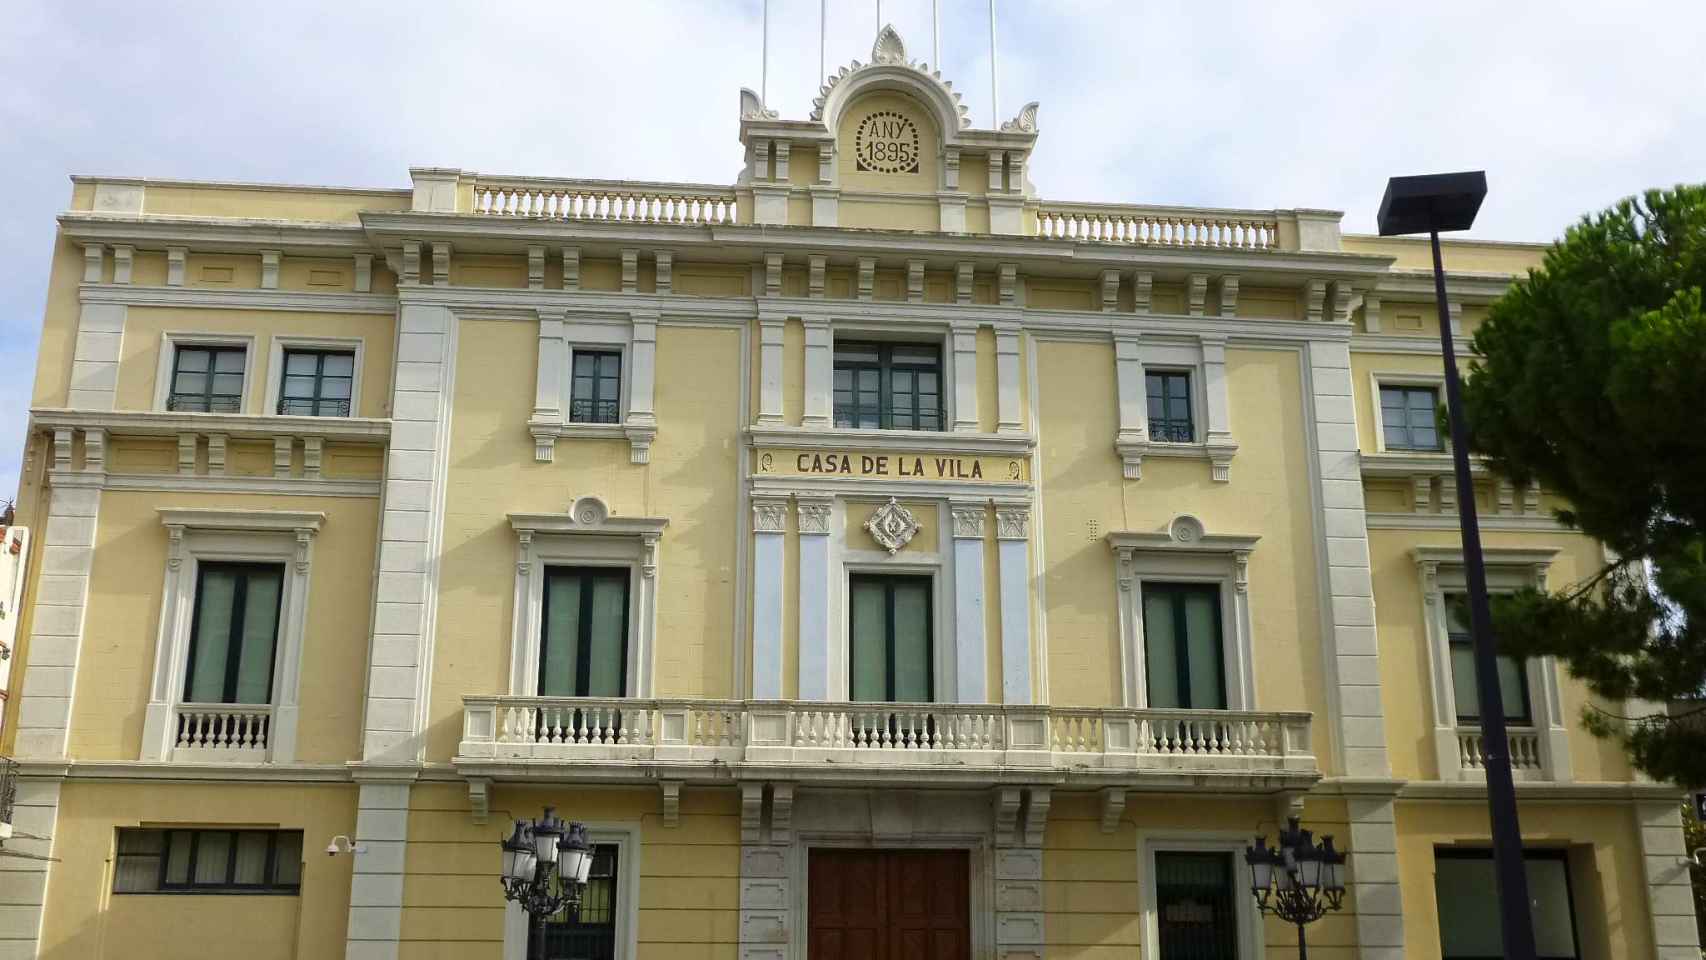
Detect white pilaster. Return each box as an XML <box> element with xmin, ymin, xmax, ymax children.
<box><xmin>1201</xmin><ymin>337</ymin><xmax>1238</xmax><ymax>482</ymax></box>
<box><xmin>364</xmin><ymin>302</ymin><xmax>457</xmax><ymax>763</ymax></box>
<box><xmin>951</xmin><ymin>503</ymin><xmax>988</xmax><ymax>703</ymax></box>
<box><xmin>1637</xmin><ymin>801</ymin><xmax>1704</xmax><ymax>959</ymax></box>
<box><xmin>1113</xmin><ymin>333</ymin><xmax>1147</xmax><ymax>480</ymax></box>
<box><xmin>1346</xmin><ymin>796</ymin><xmax>1405</xmax><ymax>960</ymax></box>
<box><xmin>1308</xmin><ymin>339</ymin><xmax>1389</xmax><ymax>778</ymax></box>
<box><xmin>802</xmin><ymin>317</ymin><xmax>832</xmax><ymax>429</ymax></box>
<box><xmin>751</xmin><ymin>498</ymin><xmax>788</xmax><ymax>700</ymax></box>
<box><xmin>994</xmin><ymin>324</ymin><xmax>1024</xmax><ymax>435</ymax></box>
<box><xmin>796</xmin><ymin>498</ymin><xmax>833</xmax><ymax>701</ymax></box>
<box><xmin>530</xmin><ymin>310</ymin><xmax>566</xmax><ymax>446</ymax></box>
<box><xmin>624</xmin><ymin>311</ymin><xmax>659</xmax><ymax>464</ymax></box>
<box><xmin>757</xmin><ymin>315</ymin><xmax>786</xmax><ymax>425</ymax></box>
<box><xmin>67</xmin><ymin>302</ymin><xmax>126</xmax><ymax>410</ymax></box>
<box><xmin>951</xmin><ymin>322</ymin><xmax>980</xmax><ymax>433</ymax></box>
<box><xmin>344</xmin><ymin>778</ymin><xmax>413</xmax><ymax>960</ymax></box>
<box><xmin>996</xmin><ymin>505</ymin><xmax>1032</xmax><ymax>704</ymax></box>
<box><xmin>14</xmin><ymin>483</ymin><xmax>101</xmax><ymax>759</ymax></box>
<box><xmin>0</xmin><ymin>778</ymin><xmax>62</xmax><ymax>959</ymax></box>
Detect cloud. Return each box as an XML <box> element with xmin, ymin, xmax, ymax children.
<box><xmin>2</xmin><ymin>0</ymin><xmax>1702</xmax><ymax>498</ymax></box>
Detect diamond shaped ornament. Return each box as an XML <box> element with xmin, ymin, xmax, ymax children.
<box><xmin>864</xmin><ymin>498</ymin><xmax>920</xmax><ymax>555</ymax></box>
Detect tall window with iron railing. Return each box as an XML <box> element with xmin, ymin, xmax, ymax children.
<box><xmin>167</xmin><ymin>346</ymin><xmax>246</xmax><ymax>413</ymax></box>
<box><xmin>1146</xmin><ymin>370</ymin><xmax>1195</xmax><ymax>443</ymax></box>
<box><xmin>570</xmin><ymin>351</ymin><xmax>622</xmax><ymax>425</ymax></box>
<box><xmin>277</xmin><ymin>349</ymin><xmax>354</xmax><ymax>416</ymax></box>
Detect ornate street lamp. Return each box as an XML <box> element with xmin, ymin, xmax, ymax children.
<box><xmin>500</xmin><ymin>807</ymin><xmax>593</xmax><ymax>960</ymax></box>
<box><xmin>1246</xmin><ymin>817</ymin><xmax>1346</xmax><ymax>959</ymax></box>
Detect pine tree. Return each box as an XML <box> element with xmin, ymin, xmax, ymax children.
<box><xmin>1462</xmin><ymin>183</ymin><xmax>1706</xmax><ymax>784</ymax></box>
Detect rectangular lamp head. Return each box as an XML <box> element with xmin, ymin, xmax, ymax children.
<box><xmin>1377</xmin><ymin>171</ymin><xmax>1487</xmax><ymax>236</ymax></box>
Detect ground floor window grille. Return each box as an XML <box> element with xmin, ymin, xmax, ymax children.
<box><xmin>531</xmin><ymin>843</ymin><xmax>619</xmax><ymax>960</ymax></box>
<box><xmin>1154</xmin><ymin>850</ymin><xmax>1239</xmax><ymax>959</ymax></box>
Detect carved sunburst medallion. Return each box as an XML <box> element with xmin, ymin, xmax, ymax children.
<box><xmin>864</xmin><ymin>497</ymin><xmax>921</xmax><ymax>554</ymax></box>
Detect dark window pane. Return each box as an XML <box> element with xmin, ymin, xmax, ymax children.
<box><xmin>833</xmin><ymin>342</ymin><xmax>944</xmax><ymax>432</ymax></box>
<box><xmin>184</xmin><ymin>563</ymin><xmax>283</xmax><ymax>705</ymax></box>
<box><xmin>1146</xmin><ymin>372</ymin><xmax>1194</xmax><ymax>443</ymax></box>
<box><xmin>165</xmin><ymin>831</ymin><xmax>193</xmax><ymax>884</ymax></box>
<box><xmin>194</xmin><ymin>832</ymin><xmax>232</xmax><ymax>885</ymax></box>
<box><xmin>114</xmin><ymin>829</ymin><xmax>165</xmax><ymax>893</ymax></box>
<box><xmin>1142</xmin><ymin>583</ymin><xmax>1224</xmax><ymax>710</ymax></box>
<box><xmin>1154</xmin><ymin>852</ymin><xmax>1238</xmax><ymax>960</ymax></box>
<box><xmin>540</xmin><ymin>568</ymin><xmax>630</xmax><ymax>698</ymax></box>
<box><xmin>849</xmin><ymin>574</ymin><xmax>933</xmax><ymax>703</ymax></box>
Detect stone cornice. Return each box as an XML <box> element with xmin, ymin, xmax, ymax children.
<box><xmin>30</xmin><ymin>407</ymin><xmax>392</xmax><ymax>443</ymax></box>
<box><xmin>78</xmin><ymin>282</ymin><xmax>396</xmax><ymax>315</ymax></box>
<box><xmin>748</xmin><ymin>425</ymin><xmax>1035</xmax><ymax>456</ymax></box>
<box><xmin>59</xmin><ymin>212</ymin><xmax>373</xmax><ymax>255</ymax></box>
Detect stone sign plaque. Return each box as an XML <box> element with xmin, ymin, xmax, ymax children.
<box><xmin>855</xmin><ymin>110</ymin><xmax>921</xmax><ymax>174</ymax></box>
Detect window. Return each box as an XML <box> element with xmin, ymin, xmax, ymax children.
<box><xmin>277</xmin><ymin>349</ymin><xmax>354</xmax><ymax>416</ymax></box>
<box><xmin>1146</xmin><ymin>371</ymin><xmax>1195</xmax><ymax>443</ymax></box>
<box><xmin>1142</xmin><ymin>583</ymin><xmax>1226</xmax><ymax>710</ymax></box>
<box><xmin>113</xmin><ymin>828</ymin><xmax>303</xmax><ymax>894</ymax></box>
<box><xmin>570</xmin><ymin>350</ymin><xmax>622</xmax><ymax>425</ymax></box>
<box><xmin>1154</xmin><ymin>851</ymin><xmax>1239</xmax><ymax>960</ymax></box>
<box><xmin>1445</xmin><ymin>594</ymin><xmax>1531</xmax><ymax>725</ymax></box>
<box><xmin>833</xmin><ymin>341</ymin><xmax>943</xmax><ymax>431</ymax></box>
<box><xmin>849</xmin><ymin>574</ymin><xmax>933</xmax><ymax>702</ymax></box>
<box><xmin>539</xmin><ymin>567</ymin><xmax>630</xmax><ymax>697</ymax></box>
<box><xmin>532</xmin><ymin>843</ymin><xmax>620</xmax><ymax>960</ymax></box>
<box><xmin>168</xmin><ymin>346</ymin><xmax>246</xmax><ymax>412</ymax></box>
<box><xmin>1380</xmin><ymin>384</ymin><xmax>1442</xmax><ymax>451</ymax></box>
<box><xmin>1435</xmin><ymin>848</ymin><xmax>1579</xmax><ymax>960</ymax></box>
<box><xmin>184</xmin><ymin>562</ymin><xmax>283</xmax><ymax>706</ymax></box>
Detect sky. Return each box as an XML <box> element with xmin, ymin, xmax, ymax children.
<box><xmin>2</xmin><ymin>0</ymin><xmax>1703</xmax><ymax>501</ymax></box>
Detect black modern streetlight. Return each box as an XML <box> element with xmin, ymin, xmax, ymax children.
<box><xmin>1377</xmin><ymin>170</ymin><xmax>1535</xmax><ymax>960</ymax></box>
<box><xmin>499</xmin><ymin>807</ymin><xmax>594</xmax><ymax>960</ymax></box>
<box><xmin>1244</xmin><ymin>816</ymin><xmax>1346</xmax><ymax>958</ymax></box>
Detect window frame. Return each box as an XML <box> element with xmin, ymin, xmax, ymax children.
<box><xmin>1433</xmin><ymin>846</ymin><xmax>1581</xmax><ymax>960</ymax></box>
<box><xmin>1145</xmin><ymin>369</ymin><xmax>1196</xmax><ymax>444</ymax></box>
<box><xmin>832</xmin><ymin>338</ymin><xmax>947</xmax><ymax>432</ymax></box>
<box><xmin>1139</xmin><ymin>581</ymin><xmax>1227</xmax><ymax>710</ymax></box>
<box><xmin>182</xmin><ymin>560</ymin><xmax>286</xmax><ymax>706</ymax></box>
<box><xmin>1443</xmin><ymin>592</ymin><xmax>1533</xmax><ymax>726</ymax></box>
<box><xmin>538</xmin><ymin>565</ymin><xmax>632</xmax><ymax>698</ymax></box>
<box><xmin>847</xmin><ymin>572</ymin><xmax>936</xmax><ymax>703</ymax></box>
<box><xmin>1138</xmin><ymin>832</ymin><xmax>1263</xmax><ymax>960</ymax></box>
<box><xmin>1378</xmin><ymin>383</ymin><xmax>1443</xmax><ymax>452</ymax></box>
<box><xmin>268</xmin><ymin>336</ymin><xmax>363</xmax><ymax>418</ymax></box>
<box><xmin>153</xmin><ymin>333</ymin><xmax>258</xmax><ymax>414</ymax></box>
<box><xmin>112</xmin><ymin>827</ymin><xmax>304</xmax><ymax>895</ymax></box>
<box><xmin>1369</xmin><ymin>372</ymin><xmax>1448</xmax><ymax>454</ymax></box>
<box><xmin>144</xmin><ymin>509</ymin><xmax>323</xmax><ymax>764</ymax></box>
<box><xmin>568</xmin><ymin>348</ymin><xmax>624</xmax><ymax>426</ymax></box>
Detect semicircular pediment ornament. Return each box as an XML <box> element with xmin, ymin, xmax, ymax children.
<box><xmin>864</xmin><ymin>497</ymin><xmax>921</xmax><ymax>555</ymax></box>
<box><xmin>1000</xmin><ymin>101</ymin><xmax>1040</xmax><ymax>133</ymax></box>
<box><xmin>570</xmin><ymin>496</ymin><xmax>611</xmax><ymax>527</ymax></box>
<box><xmin>811</xmin><ymin>24</ymin><xmax>972</xmax><ymax>130</ymax></box>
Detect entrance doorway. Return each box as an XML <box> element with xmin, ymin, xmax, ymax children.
<box><xmin>807</xmin><ymin>849</ymin><xmax>970</xmax><ymax>960</ymax></box>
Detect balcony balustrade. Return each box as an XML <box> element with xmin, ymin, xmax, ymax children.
<box><xmin>172</xmin><ymin>703</ymin><xmax>272</xmax><ymax>762</ymax></box>
<box><xmin>469</xmin><ymin>176</ymin><xmax>740</xmax><ymax>225</ymax></box>
<box><xmin>458</xmin><ymin>696</ymin><xmax>1314</xmax><ymax>782</ymax></box>
<box><xmin>1034</xmin><ymin>202</ymin><xmax>1280</xmax><ymax>250</ymax></box>
<box><xmin>1456</xmin><ymin>726</ymin><xmax>1546</xmax><ymax>779</ymax></box>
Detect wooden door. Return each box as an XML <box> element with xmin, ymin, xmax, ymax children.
<box><xmin>808</xmin><ymin>849</ymin><xmax>970</xmax><ymax>960</ymax></box>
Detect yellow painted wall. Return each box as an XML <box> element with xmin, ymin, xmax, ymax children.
<box><xmin>39</xmin><ymin>779</ymin><xmax>358</xmax><ymax>960</ymax></box>
<box><xmin>1395</xmin><ymin>800</ymin><xmax>1650</xmax><ymax>960</ymax></box>
<box><xmin>111</xmin><ymin>306</ymin><xmax>396</xmax><ymax>418</ymax></box>
<box><xmin>29</xmin><ymin>235</ymin><xmax>87</xmax><ymax>409</ymax></box>
<box><xmin>68</xmin><ymin>490</ymin><xmax>378</xmax><ymax>762</ymax></box>
<box><xmin>399</xmin><ymin>783</ymin><xmax>740</xmax><ymax>960</ymax></box>
<box><xmin>69</xmin><ymin>181</ymin><xmax>410</xmax><ymax>222</ymax></box>
<box><xmin>1343</xmin><ymin>235</ymin><xmax>1546</xmax><ymax>275</ymax></box>
<box><xmin>1036</xmin><ymin>342</ymin><xmax>1332</xmax><ymax>766</ymax></box>
<box><xmin>428</xmin><ymin>320</ymin><xmax>742</xmax><ymax>759</ymax></box>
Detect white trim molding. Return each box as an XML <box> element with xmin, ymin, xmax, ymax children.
<box><xmin>527</xmin><ymin>308</ymin><xmax>658</xmax><ymax>464</ymax></box>
<box><xmin>142</xmin><ymin>507</ymin><xmax>325</xmax><ymax>764</ymax></box>
<box><xmin>265</xmin><ymin>335</ymin><xmax>365</xmax><ymax>418</ymax></box>
<box><xmin>1107</xmin><ymin>516</ymin><xmax>1260</xmax><ymax>710</ymax></box>
<box><xmin>509</xmin><ymin>499</ymin><xmax>668</xmax><ymax>698</ymax></box>
<box><xmin>1137</xmin><ymin>830</ymin><xmax>1264</xmax><ymax>960</ymax></box>
<box><xmin>1113</xmin><ymin>333</ymin><xmax>1238</xmax><ymax>481</ymax></box>
<box><xmin>1413</xmin><ymin>545</ymin><xmax>1570</xmax><ymax>782</ymax></box>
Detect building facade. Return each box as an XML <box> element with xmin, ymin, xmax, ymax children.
<box><xmin>1</xmin><ymin>26</ymin><xmax>1698</xmax><ymax>960</ymax></box>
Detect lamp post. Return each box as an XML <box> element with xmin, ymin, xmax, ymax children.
<box><xmin>499</xmin><ymin>807</ymin><xmax>594</xmax><ymax>960</ymax></box>
<box><xmin>1244</xmin><ymin>817</ymin><xmax>1346</xmax><ymax>959</ymax></box>
<box><xmin>1377</xmin><ymin>171</ymin><xmax>1535</xmax><ymax>960</ymax></box>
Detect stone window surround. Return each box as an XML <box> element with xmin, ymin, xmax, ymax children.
<box><xmin>150</xmin><ymin>331</ymin><xmax>260</xmax><ymax>414</ymax></box>
<box><xmin>501</xmin><ymin>824</ymin><xmax>640</xmax><ymax>960</ymax></box>
<box><xmin>528</xmin><ymin>308</ymin><xmax>658</xmax><ymax>464</ymax></box>
<box><xmin>1367</xmin><ymin>370</ymin><xmax>1447</xmax><ymax>454</ymax></box>
<box><xmin>1414</xmin><ymin>545</ymin><xmax>1570</xmax><ymax>782</ymax></box>
<box><xmin>142</xmin><ymin>507</ymin><xmax>325</xmax><ymax>764</ymax></box>
<box><xmin>1137</xmin><ymin>830</ymin><xmax>1265</xmax><ymax>960</ymax></box>
<box><xmin>264</xmin><ymin>335</ymin><xmax>365</xmax><ymax>418</ymax></box>
<box><xmin>757</xmin><ymin>310</ymin><xmax>1025</xmax><ymax>439</ymax></box>
<box><xmin>509</xmin><ymin>500</ymin><xmax>668</xmax><ymax>700</ymax></box>
<box><xmin>1108</xmin><ymin>517</ymin><xmax>1259</xmax><ymax>711</ymax></box>
<box><xmin>1114</xmin><ymin>332</ymin><xmax>1238</xmax><ymax>481</ymax></box>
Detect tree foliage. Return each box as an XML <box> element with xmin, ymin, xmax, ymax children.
<box><xmin>1461</xmin><ymin>183</ymin><xmax>1706</xmax><ymax>785</ymax></box>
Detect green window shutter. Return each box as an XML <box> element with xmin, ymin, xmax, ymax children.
<box><xmin>1142</xmin><ymin>583</ymin><xmax>1225</xmax><ymax>710</ymax></box>
<box><xmin>184</xmin><ymin>563</ymin><xmax>282</xmax><ymax>705</ymax></box>
<box><xmin>850</xmin><ymin>578</ymin><xmax>889</xmax><ymax>702</ymax></box>
<box><xmin>539</xmin><ymin>567</ymin><xmax>630</xmax><ymax>697</ymax></box>
<box><xmin>849</xmin><ymin>575</ymin><xmax>935</xmax><ymax>702</ymax></box>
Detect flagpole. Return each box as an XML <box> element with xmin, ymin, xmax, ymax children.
<box><xmin>762</xmin><ymin>0</ymin><xmax>770</xmax><ymax>106</ymax></box>
<box><xmin>933</xmin><ymin>0</ymin><xmax>941</xmax><ymax>65</ymax></box>
<box><xmin>988</xmin><ymin>0</ymin><xmax>1000</xmax><ymax>126</ymax></box>
<box><xmin>820</xmin><ymin>0</ymin><xmax>827</xmax><ymax>83</ymax></box>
